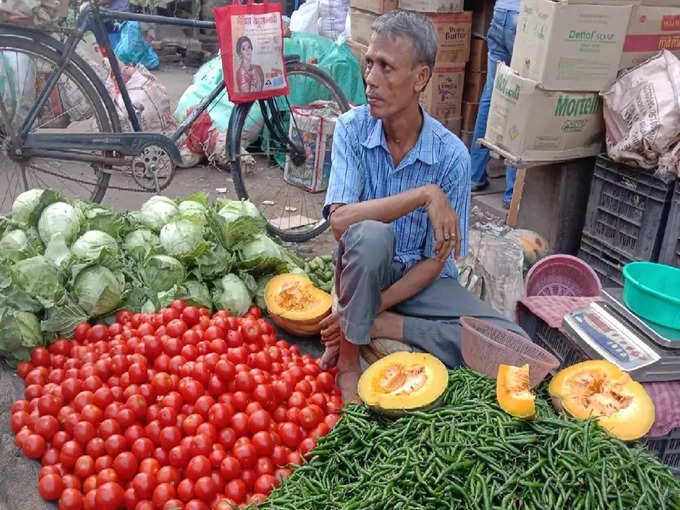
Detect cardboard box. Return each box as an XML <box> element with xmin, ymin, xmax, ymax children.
<box><xmin>421</xmin><ymin>65</ymin><xmax>465</xmax><ymax>120</ymax></box>
<box><xmin>431</xmin><ymin>11</ymin><xmax>472</xmax><ymax>64</ymax></box>
<box><xmin>510</xmin><ymin>0</ymin><xmax>633</xmax><ymax>91</ymax></box>
<box><xmin>485</xmin><ymin>63</ymin><xmax>604</xmax><ymax>162</ymax></box>
<box><xmin>620</xmin><ymin>5</ymin><xmax>680</xmax><ymax>69</ymax></box>
<box><xmin>350</xmin><ymin>8</ymin><xmax>377</xmax><ymax>46</ymax></box>
<box><xmin>463</xmin><ymin>70</ymin><xmax>486</xmax><ymax>103</ymax></box>
<box><xmin>440</xmin><ymin>116</ymin><xmax>462</xmax><ymax>135</ymax></box>
<box><xmin>462</xmin><ymin>101</ymin><xmax>479</xmax><ymax>131</ymax></box>
<box><xmin>469</xmin><ymin>37</ymin><xmax>487</xmax><ymax>72</ymax></box>
<box><xmin>398</xmin><ymin>0</ymin><xmax>463</xmax><ymax>13</ymax></box>
<box><xmin>346</xmin><ymin>37</ymin><xmax>369</xmax><ymax>75</ymax></box>
<box><xmin>350</xmin><ymin>0</ymin><xmax>397</xmax><ymax>15</ymax></box>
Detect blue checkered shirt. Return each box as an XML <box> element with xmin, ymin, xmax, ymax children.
<box><xmin>323</xmin><ymin>105</ymin><xmax>471</xmax><ymax>279</ymax></box>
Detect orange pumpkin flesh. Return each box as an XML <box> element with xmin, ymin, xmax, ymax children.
<box><xmin>496</xmin><ymin>364</ymin><xmax>536</xmax><ymax>419</ymax></box>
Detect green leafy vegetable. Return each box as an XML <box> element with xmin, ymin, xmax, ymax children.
<box><xmin>0</xmin><ymin>307</ymin><xmax>43</xmax><ymax>366</ymax></box>
<box><xmin>123</xmin><ymin>229</ymin><xmax>162</xmax><ymax>259</ymax></box>
<box><xmin>139</xmin><ymin>195</ymin><xmax>179</xmax><ymax>231</ymax></box>
<box><xmin>72</xmin><ymin>265</ymin><xmax>124</xmax><ymax>316</ymax></box>
<box><xmin>179</xmin><ymin>280</ymin><xmax>213</xmax><ymax>309</ymax></box>
<box><xmin>12</xmin><ymin>255</ymin><xmax>64</xmax><ymax>307</ymax></box>
<box><xmin>37</xmin><ymin>201</ymin><xmax>83</xmax><ymax>244</ymax></box>
<box><xmin>71</xmin><ymin>230</ymin><xmax>119</xmax><ymax>262</ymax></box>
<box><xmin>142</xmin><ymin>255</ymin><xmax>186</xmax><ymax>293</ymax></box>
<box><xmin>160</xmin><ymin>219</ymin><xmax>208</xmax><ymax>261</ymax></box>
<box><xmin>211</xmin><ymin>273</ymin><xmax>252</xmax><ymax>316</ymax></box>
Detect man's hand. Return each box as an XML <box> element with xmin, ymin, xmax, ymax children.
<box><xmin>423</xmin><ymin>184</ymin><xmax>461</xmax><ymax>262</ymax></box>
<box><xmin>319</xmin><ymin>312</ymin><xmax>342</xmax><ymax>346</ymax></box>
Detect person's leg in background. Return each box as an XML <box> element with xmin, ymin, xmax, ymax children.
<box><xmin>501</xmin><ymin>9</ymin><xmax>519</xmax><ymax>207</ymax></box>
<box><xmin>470</xmin><ymin>8</ymin><xmax>512</xmax><ymax>191</ymax></box>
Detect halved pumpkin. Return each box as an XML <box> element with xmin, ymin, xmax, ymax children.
<box><xmin>548</xmin><ymin>360</ymin><xmax>655</xmax><ymax>441</ymax></box>
<box><xmin>496</xmin><ymin>364</ymin><xmax>535</xmax><ymax>419</ymax></box>
<box><xmin>264</xmin><ymin>274</ymin><xmax>331</xmax><ymax>337</ymax></box>
<box><xmin>357</xmin><ymin>352</ymin><xmax>448</xmax><ymax>417</ymax></box>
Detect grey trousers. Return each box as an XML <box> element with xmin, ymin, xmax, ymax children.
<box><xmin>334</xmin><ymin>220</ymin><xmax>528</xmax><ymax>368</ymax></box>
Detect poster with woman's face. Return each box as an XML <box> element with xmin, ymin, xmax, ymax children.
<box><xmin>231</xmin><ymin>13</ymin><xmax>286</xmax><ymax>94</ymax></box>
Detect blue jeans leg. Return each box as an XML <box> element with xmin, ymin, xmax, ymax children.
<box><xmin>470</xmin><ymin>8</ymin><xmax>519</xmax><ymax>201</ymax></box>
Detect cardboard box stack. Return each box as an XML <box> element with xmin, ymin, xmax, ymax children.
<box><xmin>620</xmin><ymin>2</ymin><xmax>680</xmax><ymax>70</ymax></box>
<box><xmin>485</xmin><ymin>0</ymin><xmax>633</xmax><ymax>163</ymax></box>
<box><xmin>348</xmin><ymin>0</ymin><xmax>471</xmax><ymax>135</ymax></box>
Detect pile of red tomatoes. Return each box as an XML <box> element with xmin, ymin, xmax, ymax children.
<box><xmin>10</xmin><ymin>301</ymin><xmax>343</xmax><ymax>510</ymax></box>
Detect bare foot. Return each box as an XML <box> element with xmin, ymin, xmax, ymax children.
<box><xmin>370</xmin><ymin>311</ymin><xmax>405</xmax><ymax>340</ymax></box>
<box><xmin>336</xmin><ymin>370</ymin><xmax>361</xmax><ymax>403</ymax></box>
<box><xmin>319</xmin><ymin>338</ymin><xmax>340</xmax><ymax>370</ymax></box>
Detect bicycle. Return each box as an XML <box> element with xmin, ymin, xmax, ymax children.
<box><xmin>0</xmin><ymin>2</ymin><xmax>350</xmax><ymax>242</ymax></box>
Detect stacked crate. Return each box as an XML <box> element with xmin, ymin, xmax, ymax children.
<box><xmin>347</xmin><ymin>0</ymin><xmax>471</xmax><ymax>136</ymax></box>
<box><xmin>576</xmin><ymin>155</ymin><xmax>675</xmax><ymax>287</ymax></box>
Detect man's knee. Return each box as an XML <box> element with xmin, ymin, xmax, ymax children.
<box><xmin>341</xmin><ymin>220</ymin><xmax>394</xmax><ymax>255</ymax></box>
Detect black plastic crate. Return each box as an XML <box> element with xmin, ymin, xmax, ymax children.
<box><xmin>518</xmin><ymin>306</ymin><xmax>588</xmax><ymax>369</ymax></box>
<box><xmin>646</xmin><ymin>429</ymin><xmax>680</xmax><ymax>476</ymax></box>
<box><xmin>660</xmin><ymin>181</ymin><xmax>680</xmax><ymax>268</ymax></box>
<box><xmin>578</xmin><ymin>231</ymin><xmax>633</xmax><ymax>288</ymax></box>
<box><xmin>582</xmin><ymin>155</ymin><xmax>675</xmax><ymax>261</ymax></box>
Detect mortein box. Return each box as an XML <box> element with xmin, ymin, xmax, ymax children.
<box><xmin>485</xmin><ymin>62</ymin><xmax>604</xmax><ymax>162</ymax></box>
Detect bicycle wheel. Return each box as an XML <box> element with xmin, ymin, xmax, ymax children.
<box><xmin>0</xmin><ymin>28</ymin><xmax>118</xmax><ymax>215</ymax></box>
<box><xmin>229</xmin><ymin>60</ymin><xmax>350</xmax><ymax>243</ymax></box>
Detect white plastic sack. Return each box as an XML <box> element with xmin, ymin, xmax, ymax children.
<box><xmin>0</xmin><ymin>0</ymin><xmax>67</xmax><ymax>24</ymax></box>
<box><xmin>106</xmin><ymin>64</ymin><xmax>175</xmax><ymax>133</ymax></box>
<box><xmin>0</xmin><ymin>51</ymin><xmax>36</xmax><ymax>130</ymax></box>
<box><xmin>602</xmin><ymin>50</ymin><xmax>680</xmax><ymax>177</ymax></box>
<box><xmin>290</xmin><ymin>0</ymin><xmax>320</xmax><ymax>35</ymax></box>
<box><xmin>317</xmin><ymin>0</ymin><xmax>348</xmax><ymax>40</ymax></box>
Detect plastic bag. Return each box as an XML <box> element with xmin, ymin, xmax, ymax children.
<box><xmin>106</xmin><ymin>65</ymin><xmax>175</xmax><ymax>132</ymax></box>
<box><xmin>114</xmin><ymin>21</ymin><xmax>159</xmax><ymax>70</ymax></box>
<box><xmin>0</xmin><ymin>52</ymin><xmax>36</xmax><ymax>129</ymax></box>
<box><xmin>0</xmin><ymin>0</ymin><xmax>67</xmax><ymax>25</ymax></box>
<box><xmin>290</xmin><ymin>0</ymin><xmax>320</xmax><ymax>35</ymax></box>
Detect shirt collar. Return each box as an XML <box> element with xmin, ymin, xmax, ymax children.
<box><xmin>361</xmin><ymin>107</ymin><xmax>438</xmax><ymax>167</ymax></box>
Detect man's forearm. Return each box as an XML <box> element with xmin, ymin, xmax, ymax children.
<box><xmin>329</xmin><ymin>185</ymin><xmax>434</xmax><ymax>240</ymax></box>
<box><xmin>379</xmin><ymin>258</ymin><xmax>444</xmax><ymax>313</ymax></box>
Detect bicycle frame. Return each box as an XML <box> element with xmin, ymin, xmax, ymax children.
<box><xmin>15</xmin><ymin>3</ymin><xmax>224</xmax><ymax>165</ymax></box>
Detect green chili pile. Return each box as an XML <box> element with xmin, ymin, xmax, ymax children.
<box><xmin>255</xmin><ymin>369</ymin><xmax>680</xmax><ymax>509</ymax></box>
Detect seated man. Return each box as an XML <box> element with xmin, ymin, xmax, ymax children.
<box><xmin>320</xmin><ymin>10</ymin><xmax>526</xmax><ymax>402</ymax></box>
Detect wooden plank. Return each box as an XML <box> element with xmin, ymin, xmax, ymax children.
<box><xmin>506</xmin><ymin>167</ymin><xmax>526</xmax><ymax>228</ymax></box>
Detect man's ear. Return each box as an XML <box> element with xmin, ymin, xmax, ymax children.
<box><xmin>416</xmin><ymin>65</ymin><xmax>431</xmax><ymax>94</ymax></box>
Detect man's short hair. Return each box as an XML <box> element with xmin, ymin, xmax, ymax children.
<box><xmin>371</xmin><ymin>9</ymin><xmax>438</xmax><ymax>73</ymax></box>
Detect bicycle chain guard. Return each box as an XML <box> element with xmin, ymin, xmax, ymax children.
<box><xmin>131</xmin><ymin>144</ymin><xmax>176</xmax><ymax>192</ymax></box>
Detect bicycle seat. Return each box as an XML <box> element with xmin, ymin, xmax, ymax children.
<box><xmin>285</xmin><ymin>55</ymin><xmax>301</xmax><ymax>64</ymax></box>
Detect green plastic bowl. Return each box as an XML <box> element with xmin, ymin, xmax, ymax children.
<box><xmin>622</xmin><ymin>262</ymin><xmax>680</xmax><ymax>331</ymax></box>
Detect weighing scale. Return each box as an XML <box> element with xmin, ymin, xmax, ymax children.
<box><xmin>561</xmin><ymin>288</ymin><xmax>680</xmax><ymax>382</ymax></box>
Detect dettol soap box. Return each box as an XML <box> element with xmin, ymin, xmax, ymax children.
<box><xmin>511</xmin><ymin>0</ymin><xmax>633</xmax><ymax>91</ymax></box>
<box><xmin>485</xmin><ymin>63</ymin><xmax>604</xmax><ymax>162</ymax></box>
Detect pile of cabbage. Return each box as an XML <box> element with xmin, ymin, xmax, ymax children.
<box><xmin>0</xmin><ymin>189</ymin><xmax>311</xmax><ymax>366</ymax></box>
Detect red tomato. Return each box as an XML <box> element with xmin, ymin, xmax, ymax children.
<box><xmin>287</xmin><ymin>392</ymin><xmax>306</xmax><ymax>409</ymax></box>
<box><xmin>181</xmin><ymin>307</ymin><xmax>200</xmax><ymax>326</ymax></box>
<box><xmin>233</xmin><ymin>443</ymin><xmax>257</xmax><ymax>469</ymax></box>
<box><xmin>162</xmin><ymin>500</ymin><xmax>185</xmax><ymax>510</ymax></box>
<box><xmin>278</xmin><ymin>423</ymin><xmax>302</xmax><ymax>449</ymax></box>
<box><xmin>251</xmin><ymin>431</ymin><xmax>274</xmax><ymax>457</ymax></box>
<box><xmin>131</xmin><ymin>472</ymin><xmax>157</xmax><ymax>500</ymax></box>
<box><xmin>287</xmin><ymin>450</ymin><xmax>303</xmax><ymax>466</ymax></box>
<box><xmin>39</xmin><ymin>473</ymin><xmax>64</xmax><ymax>500</ymax></box>
<box><xmin>58</xmin><ymin>488</ymin><xmax>84</xmax><ymax>510</ymax></box>
<box><xmin>159</xmin><ymin>426</ymin><xmax>182</xmax><ymax>450</ymax></box>
<box><xmin>156</xmin><ymin>466</ymin><xmax>180</xmax><ymax>487</ymax></box>
<box><xmin>62</xmin><ymin>475</ymin><xmax>81</xmax><ymax>491</ymax></box>
<box><xmin>73</xmin><ymin>421</ymin><xmax>96</xmax><ymax>445</ymax></box>
<box><xmin>17</xmin><ymin>361</ymin><xmax>34</xmax><ymax>379</ymax></box>
<box><xmin>87</xmin><ymin>325</ymin><xmax>109</xmax><ymax>344</ymax></box>
<box><xmin>166</xmin><ymin>319</ymin><xmax>188</xmax><ymax>338</ymax></box>
<box><xmin>224</xmin><ymin>480</ymin><xmax>246</xmax><ymax>505</ymax></box>
<box><xmin>192</xmin><ymin>476</ymin><xmax>216</xmax><ymax>502</ymax></box>
<box><xmin>31</xmin><ymin>346</ymin><xmax>50</xmax><ymax>367</ymax></box>
<box><xmin>23</xmin><ymin>433</ymin><xmax>46</xmax><ymax>459</ymax></box>
<box><xmin>94</xmin><ymin>482</ymin><xmax>124</xmax><ymax>510</ymax></box>
<box><xmin>230</xmin><ymin>392</ymin><xmax>249</xmax><ymax>413</ymax></box>
<box><xmin>104</xmin><ymin>434</ymin><xmax>128</xmax><ymax>457</ymax></box>
<box><xmin>168</xmin><ymin>444</ymin><xmax>191</xmax><ymax>468</ymax></box>
<box><xmin>152</xmin><ymin>483</ymin><xmax>176</xmax><ymax>509</ymax></box>
<box><xmin>230</xmin><ymin>412</ymin><xmax>248</xmax><ymax>437</ymax></box>
<box><xmin>298</xmin><ymin>405</ymin><xmax>323</xmax><ymax>430</ymax></box>
<box><xmin>113</xmin><ymin>452</ymin><xmax>138</xmax><ymax>481</ymax></box>
<box><xmin>247</xmin><ymin>410</ymin><xmax>271</xmax><ymax>435</ymax></box>
<box><xmin>193</xmin><ymin>395</ymin><xmax>214</xmax><ymax>418</ymax></box>
<box><xmin>253</xmin><ymin>474</ymin><xmax>277</xmax><ymax>496</ymax></box>
<box><xmin>35</xmin><ymin>415</ymin><xmax>58</xmax><ymax>440</ymax></box>
<box><xmin>324</xmin><ymin>413</ymin><xmax>341</xmax><ymax>429</ymax></box>
<box><xmin>218</xmin><ymin>427</ymin><xmax>236</xmax><ymax>450</ymax></box>
<box><xmin>271</xmin><ymin>446</ymin><xmax>289</xmax><ymax>467</ymax></box>
<box><xmin>176</xmin><ymin>479</ymin><xmax>194</xmax><ymax>503</ymax></box>
<box><xmin>203</xmin><ymin>326</ymin><xmax>225</xmax><ymax>342</ymax></box>
<box><xmin>185</xmin><ymin>455</ymin><xmax>211</xmax><ymax>480</ymax></box>
<box><xmin>255</xmin><ymin>457</ymin><xmax>274</xmax><ymax>476</ymax></box>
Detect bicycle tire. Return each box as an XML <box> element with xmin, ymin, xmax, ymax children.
<box><xmin>0</xmin><ymin>27</ymin><xmax>119</xmax><ymax>210</ymax></box>
<box><xmin>229</xmin><ymin>60</ymin><xmax>351</xmax><ymax>243</ymax></box>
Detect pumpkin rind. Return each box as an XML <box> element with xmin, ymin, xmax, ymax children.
<box><xmin>496</xmin><ymin>364</ymin><xmax>536</xmax><ymax>419</ymax></box>
<box><xmin>357</xmin><ymin>352</ymin><xmax>448</xmax><ymax>417</ymax></box>
<box><xmin>548</xmin><ymin>360</ymin><xmax>655</xmax><ymax>441</ymax></box>
<box><xmin>264</xmin><ymin>273</ymin><xmax>331</xmax><ymax>336</ymax></box>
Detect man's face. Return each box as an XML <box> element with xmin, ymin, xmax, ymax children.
<box><xmin>364</xmin><ymin>34</ymin><xmax>429</xmax><ymax>121</ymax></box>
